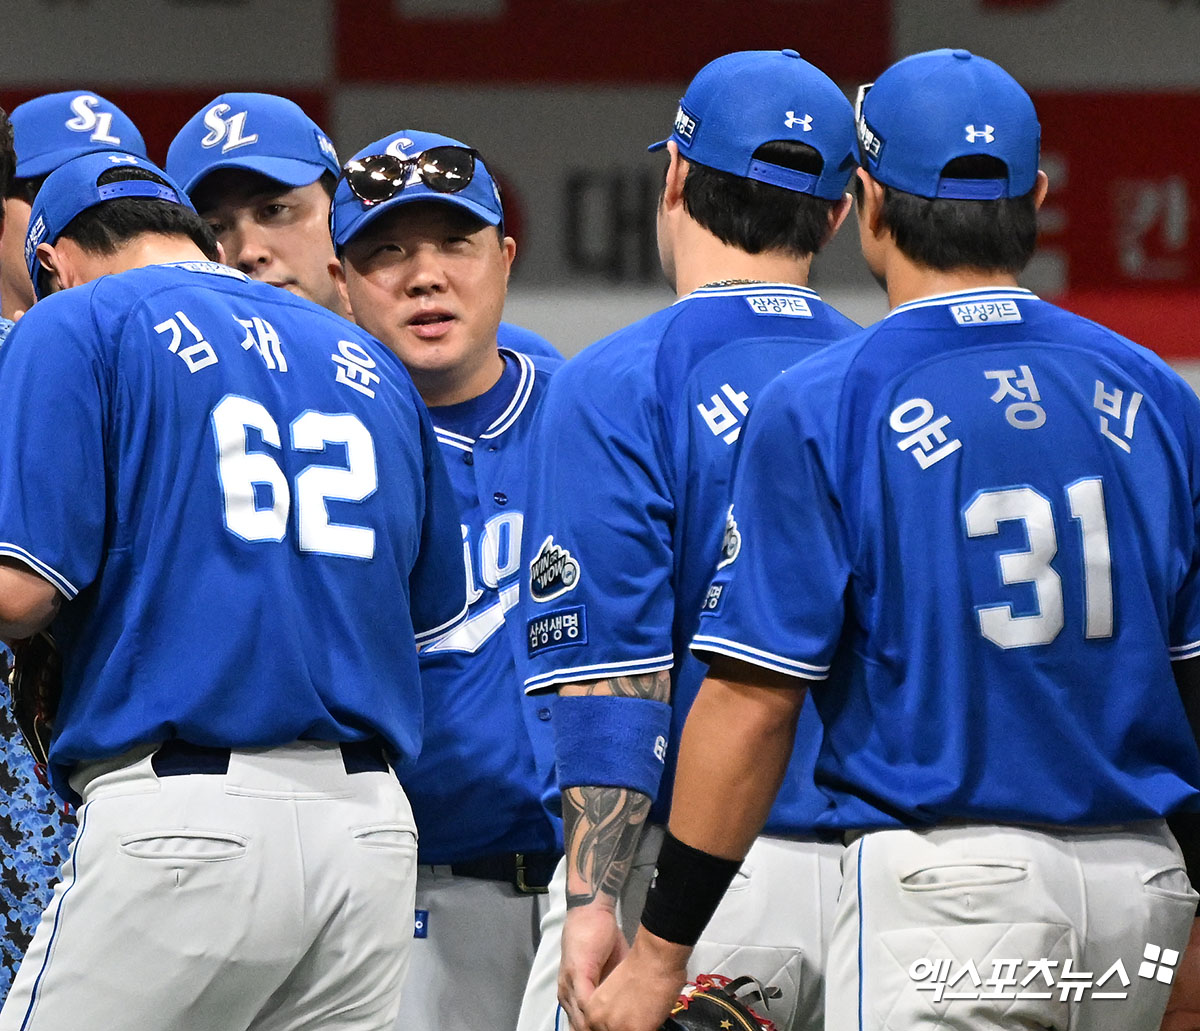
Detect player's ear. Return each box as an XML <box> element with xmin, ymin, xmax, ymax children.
<box><xmin>501</xmin><ymin>234</ymin><xmax>516</xmax><ymax>282</ymax></box>
<box><xmin>34</xmin><ymin>242</ymin><xmax>68</xmax><ymax>296</ymax></box>
<box><xmin>1031</xmin><ymin>170</ymin><xmax>1049</xmax><ymax>211</ymax></box>
<box><xmin>854</xmin><ymin>169</ymin><xmax>887</xmax><ymax>238</ymax></box>
<box><xmin>329</xmin><ymin>258</ymin><xmax>353</xmax><ymax>320</ymax></box>
<box><xmin>214</xmin><ymin>240</ymin><xmax>227</xmax><ymax>266</ymax></box>
<box><xmin>663</xmin><ymin>140</ymin><xmax>687</xmax><ymax>210</ymax></box>
<box><xmin>821</xmin><ymin>193</ymin><xmax>854</xmax><ymax>248</ymax></box>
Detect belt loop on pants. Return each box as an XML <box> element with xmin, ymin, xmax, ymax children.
<box><xmin>150</xmin><ymin>739</ymin><xmax>389</xmax><ymax>778</ymax></box>
<box><xmin>449</xmin><ymin>851</ymin><xmax>561</xmax><ymax>894</ymax></box>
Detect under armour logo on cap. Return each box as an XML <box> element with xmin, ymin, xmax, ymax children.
<box><xmin>785</xmin><ymin>111</ymin><xmax>813</xmax><ymax>131</ymax></box>
<box><xmin>965</xmin><ymin>124</ymin><xmax>996</xmax><ymax>144</ymax></box>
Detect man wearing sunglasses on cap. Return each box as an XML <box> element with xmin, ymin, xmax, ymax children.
<box><xmin>169</xmin><ymin>94</ymin><xmax>558</xmax><ymax>360</ymax></box>
<box><xmin>517</xmin><ymin>49</ymin><xmax>860</xmax><ymax>1031</ymax></box>
<box><xmin>330</xmin><ymin>130</ymin><xmax>564</xmax><ymax>1031</ymax></box>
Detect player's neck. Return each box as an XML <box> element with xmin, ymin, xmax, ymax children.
<box><xmin>415</xmin><ymin>347</ymin><xmax>506</xmax><ymax>408</ymax></box>
<box><xmin>883</xmin><ymin>251</ymin><xmax>1021</xmax><ymax>310</ymax></box>
<box><xmin>672</xmin><ymin>223</ymin><xmax>813</xmax><ymax>298</ymax></box>
<box><xmin>90</xmin><ymin>235</ymin><xmax>212</xmax><ymax>281</ymax></box>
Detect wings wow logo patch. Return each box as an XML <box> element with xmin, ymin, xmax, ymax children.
<box><xmin>529</xmin><ymin>536</ymin><xmax>580</xmax><ymax>603</ymax></box>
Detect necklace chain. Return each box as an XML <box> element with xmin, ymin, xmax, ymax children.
<box><xmin>699</xmin><ymin>278</ymin><xmax>769</xmax><ymax>289</ymax></box>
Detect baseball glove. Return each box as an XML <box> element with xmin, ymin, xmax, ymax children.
<box><xmin>662</xmin><ymin>974</ymin><xmax>781</xmax><ymax>1031</ymax></box>
<box><xmin>5</xmin><ymin>630</ymin><xmax>61</xmax><ymax>770</ymax></box>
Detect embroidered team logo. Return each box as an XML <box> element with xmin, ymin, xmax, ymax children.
<box><xmin>315</xmin><ymin>131</ymin><xmax>338</xmax><ymax>164</ymax></box>
<box><xmin>529</xmin><ymin>535</ymin><xmax>580</xmax><ymax>603</ymax></box>
<box><xmin>200</xmin><ymin>104</ymin><xmax>259</xmax><ymax>152</ymax></box>
<box><xmin>64</xmin><ymin>94</ymin><xmax>123</xmax><ymax>145</ymax></box>
<box><xmin>716</xmin><ymin>506</ymin><xmax>741</xmax><ymax>570</ymax></box>
<box><xmin>24</xmin><ymin>215</ymin><xmax>46</xmax><ymax>269</ymax></box>
<box><xmin>673</xmin><ymin>105</ymin><xmax>699</xmax><ymax>145</ymax></box>
<box><xmin>857</xmin><ymin>116</ymin><xmax>883</xmax><ymax>161</ymax></box>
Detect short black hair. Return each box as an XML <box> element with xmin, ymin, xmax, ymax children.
<box><xmin>680</xmin><ymin>140</ymin><xmax>843</xmax><ymax>259</ymax></box>
<box><xmin>861</xmin><ymin>155</ymin><xmax>1039</xmax><ymax>274</ymax></box>
<box><xmin>6</xmin><ymin>174</ymin><xmax>46</xmax><ymax>205</ymax></box>
<box><xmin>39</xmin><ymin>166</ymin><xmax>219</xmax><ymax>296</ymax></box>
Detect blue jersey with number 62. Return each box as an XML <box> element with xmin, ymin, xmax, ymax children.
<box><xmin>694</xmin><ymin>287</ymin><xmax>1200</xmax><ymax>828</ymax></box>
<box><xmin>0</xmin><ymin>262</ymin><xmax>466</xmax><ymax>801</ymax></box>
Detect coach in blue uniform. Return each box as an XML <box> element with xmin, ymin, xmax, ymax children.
<box><xmin>583</xmin><ymin>50</ymin><xmax>1200</xmax><ymax>1031</ymax></box>
<box><xmin>0</xmin><ymin>151</ymin><xmax>466</xmax><ymax>1029</ymax></box>
<box><xmin>519</xmin><ymin>51</ymin><xmax>859</xmax><ymax>1031</ymax></box>
<box><xmin>330</xmin><ymin>129</ymin><xmax>564</xmax><ymax>1031</ymax></box>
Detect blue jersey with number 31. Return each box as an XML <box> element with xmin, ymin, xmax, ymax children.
<box><xmin>695</xmin><ymin>288</ymin><xmax>1200</xmax><ymax>828</ymax></box>
<box><xmin>0</xmin><ymin>262</ymin><xmax>466</xmax><ymax>800</ymax></box>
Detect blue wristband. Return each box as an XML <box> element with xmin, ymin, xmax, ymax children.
<box><xmin>554</xmin><ymin>694</ymin><xmax>671</xmax><ymax>800</ymax></box>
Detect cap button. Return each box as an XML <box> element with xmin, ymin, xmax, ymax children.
<box><xmin>781</xmin><ymin>48</ymin><xmax>800</xmax><ymax>59</ymax></box>
<box><xmin>951</xmin><ymin>49</ymin><xmax>972</xmax><ymax>60</ymax></box>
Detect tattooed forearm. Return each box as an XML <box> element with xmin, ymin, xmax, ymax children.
<box><xmin>561</xmin><ymin>669</ymin><xmax>671</xmax><ymax>702</ymax></box>
<box><xmin>563</xmin><ymin>785</ymin><xmax>651</xmax><ymax>908</ymax></box>
<box><xmin>557</xmin><ymin>669</ymin><xmax>671</xmax><ymax>908</ymax></box>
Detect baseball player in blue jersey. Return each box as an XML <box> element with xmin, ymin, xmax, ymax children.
<box><xmin>1</xmin><ymin>91</ymin><xmax>145</xmax><ymax>318</ymax></box>
<box><xmin>330</xmin><ymin>128</ymin><xmax>564</xmax><ymax>1031</ymax></box>
<box><xmin>518</xmin><ymin>50</ymin><xmax>860</xmax><ymax>1031</ymax></box>
<box><xmin>582</xmin><ymin>49</ymin><xmax>1200</xmax><ymax>1031</ymax></box>
<box><xmin>0</xmin><ymin>150</ymin><xmax>466</xmax><ymax>1028</ymax></box>
<box><xmin>167</xmin><ymin>93</ymin><xmax>558</xmax><ymax>359</ymax></box>
<box><xmin>0</xmin><ymin>95</ymin><xmax>141</xmax><ymax>1001</ymax></box>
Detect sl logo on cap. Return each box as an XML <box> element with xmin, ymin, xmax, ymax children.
<box><xmin>65</xmin><ymin>95</ymin><xmax>123</xmax><ymax>145</ymax></box>
<box><xmin>200</xmin><ymin>104</ymin><xmax>259</xmax><ymax>153</ymax></box>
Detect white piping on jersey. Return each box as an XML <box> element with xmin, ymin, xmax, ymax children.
<box><xmin>160</xmin><ymin>260</ymin><xmax>252</xmax><ymax>282</ymax></box>
<box><xmin>435</xmin><ymin>429</ymin><xmax>474</xmax><ymax>453</ymax></box>
<box><xmin>691</xmin><ymin>633</ymin><xmax>830</xmax><ymax>681</ymax></box>
<box><xmin>480</xmin><ymin>350</ymin><xmax>536</xmax><ymax>439</ymax></box>
<box><xmin>523</xmin><ymin>653</ymin><xmax>674</xmax><ymax>694</ymax></box>
<box><xmin>1170</xmin><ymin>641</ymin><xmax>1200</xmax><ymax>662</ymax></box>
<box><xmin>422</xmin><ymin>582</ymin><xmax>519</xmax><ymax>654</ymax></box>
<box><xmin>674</xmin><ymin>282</ymin><xmax>824</xmax><ymax>305</ymax></box>
<box><xmin>414</xmin><ymin>599</ymin><xmax>470</xmax><ymax>645</ymax></box>
<box><xmin>431</xmin><ymin>349</ymin><xmax>537</xmax><ymax>448</ymax></box>
<box><xmin>0</xmin><ymin>544</ymin><xmax>79</xmax><ymax>600</ymax></box>
<box><xmin>886</xmin><ymin>287</ymin><xmax>1038</xmax><ymax>318</ymax></box>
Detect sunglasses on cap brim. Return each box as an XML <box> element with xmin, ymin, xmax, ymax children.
<box><xmin>340</xmin><ymin>146</ymin><xmax>479</xmax><ymax>207</ymax></box>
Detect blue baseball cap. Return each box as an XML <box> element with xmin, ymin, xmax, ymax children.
<box><xmin>331</xmin><ymin>130</ymin><xmax>504</xmax><ymax>252</ymax></box>
<box><xmin>25</xmin><ymin>151</ymin><xmax>193</xmax><ymax>299</ymax></box>
<box><xmin>647</xmin><ymin>49</ymin><xmax>858</xmax><ymax>201</ymax></box>
<box><xmin>11</xmin><ymin>91</ymin><xmax>146</xmax><ymax>180</ymax></box>
<box><xmin>166</xmin><ymin>92</ymin><xmax>340</xmax><ymax>196</ymax></box>
<box><xmin>856</xmin><ymin>49</ymin><xmax>1041</xmax><ymax>201</ymax></box>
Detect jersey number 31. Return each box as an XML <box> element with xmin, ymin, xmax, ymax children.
<box><xmin>964</xmin><ymin>479</ymin><xmax>1111</xmax><ymax>649</ymax></box>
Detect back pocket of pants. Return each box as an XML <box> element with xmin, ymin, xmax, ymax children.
<box><xmin>119</xmin><ymin>830</ymin><xmax>248</xmax><ymax>862</ymax></box>
<box><xmin>900</xmin><ymin>861</ymin><xmax>1029</xmax><ymax>892</ymax></box>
